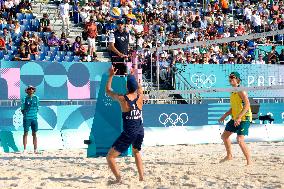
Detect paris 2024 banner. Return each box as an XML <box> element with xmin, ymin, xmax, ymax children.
<box><xmin>175</xmin><ymin>64</ymin><xmax>284</xmax><ymax>98</ymax></box>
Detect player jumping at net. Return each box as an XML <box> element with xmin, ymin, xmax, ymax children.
<box><xmin>218</xmin><ymin>72</ymin><xmax>252</xmax><ymax>165</ymax></box>
<box><xmin>105</xmin><ymin>66</ymin><xmax>144</xmax><ymax>183</ymax></box>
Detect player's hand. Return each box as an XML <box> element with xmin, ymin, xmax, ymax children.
<box><xmin>234</xmin><ymin>118</ymin><xmax>241</xmax><ymax>127</ymax></box>
<box><xmin>109</xmin><ymin>66</ymin><xmax>117</xmax><ymax>76</ymax></box>
<box><xmin>119</xmin><ymin>54</ymin><xmax>128</xmax><ymax>58</ymax></box>
<box><xmin>218</xmin><ymin>117</ymin><xmax>225</xmax><ymax>124</ymax></box>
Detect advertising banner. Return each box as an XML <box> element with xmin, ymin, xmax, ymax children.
<box><xmin>175</xmin><ymin>64</ymin><xmax>284</xmax><ymax>97</ymax></box>
<box><xmin>0</xmin><ymin>61</ymin><xmax>111</xmax><ymax>100</ymax></box>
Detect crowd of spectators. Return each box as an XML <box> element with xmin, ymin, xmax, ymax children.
<box><xmin>0</xmin><ymin>0</ymin><xmax>97</xmax><ymax>62</ymax></box>
<box><xmin>66</xmin><ymin>0</ymin><xmax>284</xmax><ymax>82</ymax></box>
<box><xmin>73</xmin><ymin>1</ymin><xmax>283</xmax><ymax>52</ymax></box>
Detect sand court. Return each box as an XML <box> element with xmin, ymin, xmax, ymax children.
<box><xmin>0</xmin><ymin>142</ymin><xmax>283</xmax><ymax>189</ymax></box>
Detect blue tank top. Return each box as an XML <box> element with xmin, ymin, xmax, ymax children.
<box><xmin>122</xmin><ymin>95</ymin><xmax>143</xmax><ymax>133</ymax></box>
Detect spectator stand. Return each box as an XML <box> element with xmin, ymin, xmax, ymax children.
<box><xmin>133</xmin><ymin>28</ymin><xmax>284</xmax><ymax>93</ymax></box>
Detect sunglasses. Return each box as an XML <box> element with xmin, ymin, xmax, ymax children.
<box><xmin>229</xmin><ymin>74</ymin><xmax>237</xmax><ymax>79</ymax></box>
<box><xmin>27</xmin><ymin>88</ymin><xmax>35</xmax><ymax>91</ymax></box>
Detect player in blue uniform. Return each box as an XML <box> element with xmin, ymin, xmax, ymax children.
<box><xmin>105</xmin><ymin>66</ymin><xmax>144</xmax><ymax>183</ymax></box>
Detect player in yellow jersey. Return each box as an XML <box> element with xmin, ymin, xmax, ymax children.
<box><xmin>218</xmin><ymin>72</ymin><xmax>252</xmax><ymax>165</ymax></box>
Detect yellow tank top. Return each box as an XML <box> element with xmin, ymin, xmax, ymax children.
<box><xmin>230</xmin><ymin>92</ymin><xmax>252</xmax><ymax>121</ymax></box>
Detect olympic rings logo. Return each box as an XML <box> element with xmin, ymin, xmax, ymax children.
<box><xmin>159</xmin><ymin>113</ymin><xmax>189</xmax><ymax>127</ymax></box>
<box><xmin>191</xmin><ymin>74</ymin><xmax>216</xmax><ymax>89</ymax></box>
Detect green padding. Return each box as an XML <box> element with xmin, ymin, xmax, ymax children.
<box><xmin>87</xmin><ymin>74</ymin><xmax>132</xmax><ymax>157</ymax></box>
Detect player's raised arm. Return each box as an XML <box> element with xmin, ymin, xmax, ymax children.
<box><xmin>105</xmin><ymin>66</ymin><xmax>120</xmax><ymax>101</ymax></box>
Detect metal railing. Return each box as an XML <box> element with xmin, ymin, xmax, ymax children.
<box><xmin>32</xmin><ymin>0</ymin><xmax>61</xmax><ymax>32</ymax></box>
<box><xmin>173</xmin><ymin>69</ymin><xmax>202</xmax><ymax>103</ymax></box>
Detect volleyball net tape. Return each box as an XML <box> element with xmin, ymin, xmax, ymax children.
<box><xmin>148</xmin><ymin>85</ymin><xmax>284</xmax><ymax>96</ymax></box>
<box><xmin>139</xmin><ymin>29</ymin><xmax>284</xmax><ymax>54</ymax></box>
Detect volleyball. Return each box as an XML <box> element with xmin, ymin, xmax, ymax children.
<box><xmin>110</xmin><ymin>7</ymin><xmax>122</xmax><ymax>19</ymax></box>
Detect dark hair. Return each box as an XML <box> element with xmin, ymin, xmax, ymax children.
<box><xmin>127</xmin><ymin>75</ymin><xmax>138</xmax><ymax>93</ymax></box>
<box><xmin>61</xmin><ymin>32</ymin><xmax>66</xmax><ymax>38</ymax></box>
<box><xmin>236</xmin><ymin>78</ymin><xmax>241</xmax><ymax>84</ymax></box>
<box><xmin>75</xmin><ymin>36</ymin><xmax>81</xmax><ymax>42</ymax></box>
<box><xmin>127</xmin><ymin>87</ymin><xmax>136</xmax><ymax>93</ymax></box>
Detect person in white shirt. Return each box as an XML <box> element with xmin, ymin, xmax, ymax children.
<box><xmin>101</xmin><ymin>1</ymin><xmax>109</xmax><ymax>15</ymax></box>
<box><xmin>156</xmin><ymin>5</ymin><xmax>163</xmax><ymax>14</ymax></box>
<box><xmin>79</xmin><ymin>8</ymin><xmax>90</xmax><ymax>23</ymax></box>
<box><xmin>58</xmin><ymin>0</ymin><xmax>70</xmax><ymax>34</ymax></box>
<box><xmin>190</xmin><ymin>46</ymin><xmax>199</xmax><ymax>54</ymax></box>
<box><xmin>223</xmin><ymin>29</ymin><xmax>230</xmax><ymax>38</ymax></box>
<box><xmin>252</xmin><ymin>54</ymin><xmax>265</xmax><ymax>64</ymax></box>
<box><xmin>136</xmin><ymin>35</ymin><xmax>144</xmax><ymax>50</ymax></box>
<box><xmin>128</xmin><ymin>0</ymin><xmax>136</xmax><ymax>9</ymax></box>
<box><xmin>83</xmin><ymin>3</ymin><xmax>92</xmax><ymax>12</ymax></box>
<box><xmin>251</xmin><ymin>10</ymin><xmax>261</xmax><ymax>33</ymax></box>
<box><xmin>212</xmin><ymin>44</ymin><xmax>220</xmax><ymax>54</ymax></box>
<box><xmin>244</xmin><ymin>5</ymin><xmax>252</xmax><ymax>21</ymax></box>
<box><xmin>5</xmin><ymin>0</ymin><xmax>14</xmax><ymax>9</ymax></box>
<box><xmin>145</xmin><ymin>2</ymin><xmax>153</xmax><ymax>13</ymax></box>
<box><xmin>158</xmin><ymin>53</ymin><xmax>170</xmax><ymax>81</ymax></box>
<box><xmin>134</xmin><ymin>19</ymin><xmax>144</xmax><ymax>34</ymax></box>
<box><xmin>144</xmin><ymin>40</ymin><xmax>152</xmax><ymax>49</ymax></box>
<box><xmin>185</xmin><ymin>28</ymin><xmax>196</xmax><ymax>43</ymax></box>
<box><xmin>121</xmin><ymin>3</ymin><xmax>130</xmax><ymax>15</ymax></box>
<box><xmin>5</xmin><ymin>0</ymin><xmax>14</xmax><ymax>19</ymax></box>
<box><xmin>13</xmin><ymin>0</ymin><xmax>20</xmax><ymax>6</ymax></box>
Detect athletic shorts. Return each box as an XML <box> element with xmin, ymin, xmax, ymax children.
<box><xmin>112</xmin><ymin>129</ymin><xmax>144</xmax><ymax>153</ymax></box>
<box><xmin>23</xmin><ymin>119</ymin><xmax>38</xmax><ymax>133</ymax></box>
<box><xmin>87</xmin><ymin>37</ymin><xmax>96</xmax><ymax>49</ymax></box>
<box><xmin>225</xmin><ymin>119</ymin><xmax>250</xmax><ymax>136</ymax></box>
